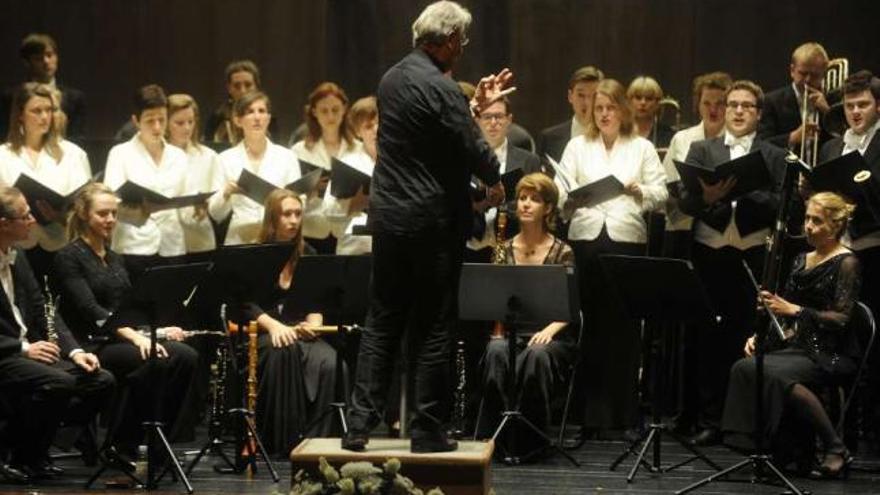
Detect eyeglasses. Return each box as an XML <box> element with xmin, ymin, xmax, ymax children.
<box><xmin>726</xmin><ymin>101</ymin><xmax>758</xmax><ymax>111</ymax></box>
<box><xmin>3</xmin><ymin>210</ymin><xmax>34</xmax><ymax>222</ymax></box>
<box><xmin>479</xmin><ymin>112</ymin><xmax>509</xmax><ymax>123</ymax></box>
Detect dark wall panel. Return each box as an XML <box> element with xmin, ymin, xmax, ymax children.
<box><xmin>0</xmin><ymin>0</ymin><xmax>878</xmax><ymax>142</ymax></box>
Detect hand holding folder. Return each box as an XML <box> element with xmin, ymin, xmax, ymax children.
<box><xmin>116</xmin><ymin>181</ymin><xmax>215</xmax><ymax>212</ymax></box>
<box><xmin>674</xmin><ymin>151</ymin><xmax>772</xmax><ymax>201</ymax></box>
<box><xmin>236</xmin><ymin>168</ymin><xmax>323</xmax><ymax>205</ymax></box>
<box><xmin>14</xmin><ymin>174</ymin><xmax>88</xmax><ymax>225</ymax></box>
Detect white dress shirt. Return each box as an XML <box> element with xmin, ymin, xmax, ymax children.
<box><xmin>692</xmin><ymin>131</ymin><xmax>768</xmax><ymax>250</ymax></box>
<box><xmin>178</xmin><ymin>144</ymin><xmax>223</xmax><ymax>253</ymax></box>
<box><xmin>558</xmin><ymin>134</ymin><xmax>667</xmax><ymax>243</ymax></box>
<box><xmin>570</xmin><ymin>117</ymin><xmax>587</xmax><ymax>139</ymax></box>
<box><xmin>291</xmin><ymin>139</ymin><xmax>363</xmax><ymax>240</ymax></box>
<box><xmin>661</xmin><ymin>123</ymin><xmax>718</xmax><ymax>231</ymax></box>
<box><xmin>208</xmin><ymin>138</ymin><xmax>301</xmax><ymax>245</ymax></box>
<box><xmin>323</xmin><ymin>149</ymin><xmax>375</xmax><ymax>255</ymax></box>
<box><xmin>103</xmin><ymin>135</ymin><xmax>188</xmax><ymax>257</ymax></box>
<box><xmin>468</xmin><ymin>139</ymin><xmax>509</xmax><ymax>251</ymax></box>
<box><xmin>842</xmin><ymin>119</ymin><xmax>880</xmax><ymax>250</ymax></box>
<box><xmin>0</xmin><ymin>140</ymin><xmax>91</xmax><ymax>251</ymax></box>
<box><xmin>0</xmin><ymin>248</ymin><xmax>29</xmax><ymax>352</ymax></box>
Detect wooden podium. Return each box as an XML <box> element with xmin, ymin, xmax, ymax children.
<box><xmin>290</xmin><ymin>438</ymin><xmax>494</xmax><ymax>495</ymax></box>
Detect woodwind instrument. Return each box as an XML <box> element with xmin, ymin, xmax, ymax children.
<box><xmin>243</xmin><ymin>320</ymin><xmax>258</xmax><ymax>474</ymax></box>
<box><xmin>208</xmin><ymin>344</ymin><xmax>229</xmax><ymax>440</ymax></box>
<box><xmin>43</xmin><ymin>276</ymin><xmax>58</xmax><ymax>345</ymax></box>
<box><xmin>491</xmin><ymin>206</ymin><xmax>509</xmax><ymax>338</ymax></box>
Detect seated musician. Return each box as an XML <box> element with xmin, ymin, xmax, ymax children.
<box><xmin>52</xmin><ymin>182</ymin><xmax>198</xmax><ymax>458</ymax></box>
<box><xmin>244</xmin><ymin>188</ymin><xmax>340</xmax><ymax>457</ymax></box>
<box><xmin>722</xmin><ymin>191</ymin><xmax>860</xmax><ymax>479</ymax></box>
<box><xmin>477</xmin><ymin>173</ymin><xmax>578</xmax><ymax>446</ymax></box>
<box><xmin>0</xmin><ymin>186</ymin><xmax>114</xmax><ymax>483</ymax></box>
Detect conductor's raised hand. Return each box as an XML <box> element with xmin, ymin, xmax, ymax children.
<box><xmin>471</xmin><ymin>68</ymin><xmax>515</xmax><ymax>115</ymax></box>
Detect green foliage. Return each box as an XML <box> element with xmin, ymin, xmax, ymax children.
<box><xmin>289</xmin><ymin>457</ymin><xmax>445</xmax><ymax>495</ymax></box>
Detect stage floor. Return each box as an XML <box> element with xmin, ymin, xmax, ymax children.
<box><xmin>5</xmin><ymin>436</ymin><xmax>880</xmax><ymax>494</ymax></box>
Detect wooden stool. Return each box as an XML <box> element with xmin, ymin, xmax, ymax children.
<box><xmin>290</xmin><ymin>438</ymin><xmax>494</xmax><ymax>495</ymax></box>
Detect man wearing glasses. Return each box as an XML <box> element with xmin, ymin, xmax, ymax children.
<box><xmin>677</xmin><ymin>80</ymin><xmax>787</xmax><ymax>446</ymax></box>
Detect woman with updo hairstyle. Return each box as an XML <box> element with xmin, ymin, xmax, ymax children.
<box><xmin>240</xmin><ymin>188</ymin><xmax>340</xmax><ymax>456</ymax></box>
<box><xmin>166</xmin><ymin>93</ymin><xmax>223</xmax><ymax>254</ymax></box>
<box><xmin>291</xmin><ymin>82</ymin><xmax>363</xmax><ymax>254</ymax></box>
<box><xmin>54</xmin><ymin>182</ymin><xmax>199</xmax><ymax>456</ymax></box>
<box><xmin>722</xmin><ymin>191</ymin><xmax>861</xmax><ymax>479</ymax></box>
<box><xmin>477</xmin><ymin>173</ymin><xmax>578</xmax><ymax>446</ymax></box>
<box><xmin>207</xmin><ymin>91</ymin><xmax>301</xmax><ymax>245</ymax></box>
<box><xmin>0</xmin><ymin>82</ymin><xmax>91</xmax><ymax>284</ymax></box>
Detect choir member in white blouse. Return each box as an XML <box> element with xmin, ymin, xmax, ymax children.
<box><xmin>208</xmin><ymin>91</ymin><xmax>301</xmax><ymax>245</ymax></box>
<box><xmin>0</xmin><ymin>82</ymin><xmax>91</xmax><ymax>283</ymax></box>
<box><xmin>166</xmin><ymin>94</ymin><xmax>223</xmax><ymax>254</ymax></box>
<box><xmin>324</xmin><ymin>96</ymin><xmax>376</xmax><ymax>255</ymax></box>
<box><xmin>103</xmin><ymin>84</ymin><xmax>188</xmax><ymax>278</ymax></box>
<box><xmin>291</xmin><ymin>82</ymin><xmax>362</xmax><ymax>253</ymax></box>
<box><xmin>557</xmin><ymin>78</ymin><xmax>667</xmax><ymax>433</ymax></box>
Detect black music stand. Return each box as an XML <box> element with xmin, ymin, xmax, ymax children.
<box><xmin>598</xmin><ymin>255</ymin><xmax>721</xmax><ymax>482</ymax></box>
<box><xmin>458</xmin><ymin>263</ymin><xmax>580</xmax><ymax>467</ymax></box>
<box><xmin>183</xmin><ymin>243</ymin><xmax>290</xmax><ymax>482</ymax></box>
<box><xmin>86</xmin><ymin>262</ymin><xmax>212</xmax><ymax>493</ymax></box>
<box><xmin>675</xmin><ymin>153</ymin><xmax>807</xmax><ymax>495</ymax></box>
<box><xmin>284</xmin><ymin>255</ymin><xmax>370</xmax><ymax>439</ymax></box>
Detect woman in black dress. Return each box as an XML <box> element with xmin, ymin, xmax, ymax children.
<box><xmin>478</xmin><ymin>173</ymin><xmax>578</xmax><ymax>445</ymax></box>
<box><xmin>245</xmin><ymin>188</ymin><xmax>339</xmax><ymax>457</ymax></box>
<box><xmin>53</xmin><ymin>182</ymin><xmax>199</xmax><ymax>454</ymax></box>
<box><xmin>722</xmin><ymin>191</ymin><xmax>861</xmax><ymax>478</ymax></box>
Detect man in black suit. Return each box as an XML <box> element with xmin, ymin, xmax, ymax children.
<box><xmin>758</xmin><ymin>42</ymin><xmax>830</xmax><ymax>159</ymax></box>
<box><xmin>535</xmin><ymin>66</ymin><xmax>604</xmax><ymax>164</ymax></box>
<box><xmin>0</xmin><ymin>186</ymin><xmax>114</xmax><ymax>483</ymax></box>
<box><xmin>679</xmin><ymin>80</ymin><xmax>787</xmax><ymax>446</ymax></box>
<box><xmin>0</xmin><ymin>33</ymin><xmax>87</xmax><ymax>142</ymax></box>
<box><xmin>816</xmin><ymin>70</ymin><xmax>880</xmax><ymax>444</ymax></box>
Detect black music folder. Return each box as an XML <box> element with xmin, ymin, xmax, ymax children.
<box><xmin>470</xmin><ymin>168</ymin><xmax>525</xmax><ymax>201</ymax></box>
<box><xmin>299</xmin><ymin>159</ymin><xmax>331</xmax><ymax>179</ymax></box>
<box><xmin>567</xmin><ymin>174</ymin><xmax>625</xmax><ymax>207</ymax></box>
<box><xmin>288</xmin><ymin>168</ymin><xmax>324</xmax><ymax>196</ymax></box>
<box><xmin>329</xmin><ymin>158</ymin><xmax>371</xmax><ymax>199</ymax></box>
<box><xmin>237</xmin><ymin>168</ymin><xmax>323</xmax><ymax>205</ymax></box>
<box><xmin>116</xmin><ymin>181</ymin><xmax>214</xmax><ymax>211</ymax></box>
<box><xmin>674</xmin><ymin>151</ymin><xmax>771</xmax><ymax>200</ymax></box>
<box><xmin>14</xmin><ymin>174</ymin><xmax>88</xmax><ymax>225</ymax></box>
<box><xmin>808</xmin><ymin>151</ymin><xmax>871</xmax><ymax>200</ymax></box>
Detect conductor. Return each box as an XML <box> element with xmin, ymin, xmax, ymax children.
<box><xmin>343</xmin><ymin>0</ymin><xmax>508</xmax><ymax>453</ymax></box>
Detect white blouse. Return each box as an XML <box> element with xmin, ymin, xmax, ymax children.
<box><xmin>291</xmin><ymin>138</ymin><xmax>363</xmax><ymax>240</ymax></box>
<box><xmin>323</xmin><ymin>149</ymin><xmax>374</xmax><ymax>255</ymax></box>
<box><xmin>0</xmin><ymin>140</ymin><xmax>91</xmax><ymax>251</ymax></box>
<box><xmin>558</xmin><ymin>134</ymin><xmax>667</xmax><ymax>243</ymax></box>
<box><xmin>178</xmin><ymin>144</ymin><xmax>223</xmax><ymax>253</ymax></box>
<box><xmin>103</xmin><ymin>135</ymin><xmax>188</xmax><ymax>257</ymax></box>
<box><xmin>208</xmin><ymin>138</ymin><xmax>301</xmax><ymax>245</ymax></box>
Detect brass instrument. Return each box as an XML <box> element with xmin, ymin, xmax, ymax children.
<box><xmin>801</xmin><ymin>58</ymin><xmax>849</xmax><ymax>167</ymax></box>
<box><xmin>43</xmin><ymin>276</ymin><xmax>58</xmax><ymax>345</ymax></box>
<box><xmin>491</xmin><ymin>206</ymin><xmax>509</xmax><ymax>339</ymax></box>
<box><xmin>822</xmin><ymin>58</ymin><xmax>851</xmax><ymax>138</ymax></box>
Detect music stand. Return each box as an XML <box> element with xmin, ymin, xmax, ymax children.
<box><xmin>86</xmin><ymin>262</ymin><xmax>212</xmax><ymax>493</ymax></box>
<box><xmin>458</xmin><ymin>263</ymin><xmax>580</xmax><ymax>467</ymax></box>
<box><xmin>598</xmin><ymin>255</ymin><xmax>721</xmax><ymax>482</ymax></box>
<box><xmin>284</xmin><ymin>255</ymin><xmax>370</xmax><ymax>439</ymax></box>
<box><xmin>183</xmin><ymin>243</ymin><xmax>290</xmax><ymax>482</ymax></box>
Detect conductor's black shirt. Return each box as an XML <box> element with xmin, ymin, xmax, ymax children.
<box><xmin>370</xmin><ymin>49</ymin><xmax>501</xmax><ymax>237</ymax></box>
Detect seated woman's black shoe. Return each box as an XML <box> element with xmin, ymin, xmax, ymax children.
<box><xmin>808</xmin><ymin>450</ymin><xmax>853</xmax><ymax>480</ymax></box>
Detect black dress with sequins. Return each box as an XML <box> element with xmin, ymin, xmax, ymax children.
<box><xmin>722</xmin><ymin>252</ymin><xmax>862</xmax><ymax>439</ymax></box>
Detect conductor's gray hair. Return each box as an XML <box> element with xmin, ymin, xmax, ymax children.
<box><xmin>411</xmin><ymin>1</ymin><xmax>472</xmax><ymax>48</ymax></box>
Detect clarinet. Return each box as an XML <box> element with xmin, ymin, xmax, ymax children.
<box><xmin>208</xmin><ymin>344</ymin><xmax>229</xmax><ymax>440</ymax></box>
<box><xmin>450</xmin><ymin>338</ymin><xmax>467</xmax><ymax>438</ymax></box>
<box><xmin>43</xmin><ymin>276</ymin><xmax>59</xmax><ymax>344</ymax></box>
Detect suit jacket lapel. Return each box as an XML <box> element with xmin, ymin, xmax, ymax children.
<box><xmin>863</xmin><ymin>132</ymin><xmax>880</xmax><ymax>171</ymax></box>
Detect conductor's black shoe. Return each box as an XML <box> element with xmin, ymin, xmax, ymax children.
<box><xmin>0</xmin><ymin>463</ymin><xmax>30</xmax><ymax>484</ymax></box>
<box><xmin>688</xmin><ymin>428</ymin><xmax>721</xmax><ymax>446</ymax></box>
<box><xmin>341</xmin><ymin>431</ymin><xmax>369</xmax><ymax>452</ymax></box>
<box><xmin>19</xmin><ymin>460</ymin><xmax>63</xmax><ymax>479</ymax></box>
<box><xmin>411</xmin><ymin>433</ymin><xmax>458</xmax><ymax>453</ymax></box>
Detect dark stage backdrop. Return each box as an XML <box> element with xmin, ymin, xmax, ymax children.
<box><xmin>1</xmin><ymin>0</ymin><xmax>878</xmax><ymax>142</ymax></box>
